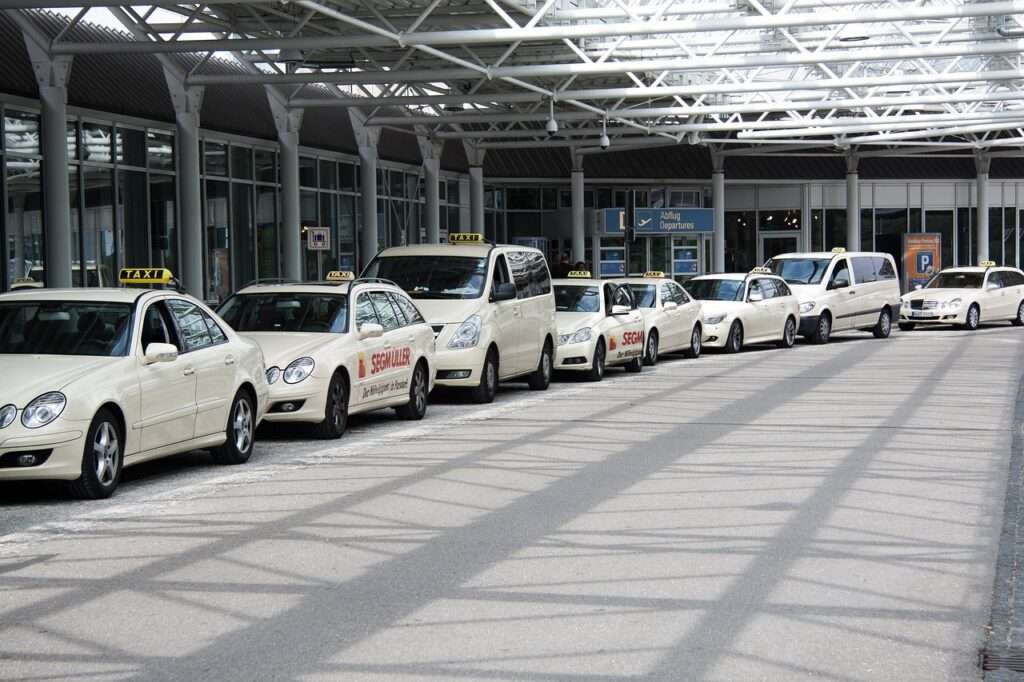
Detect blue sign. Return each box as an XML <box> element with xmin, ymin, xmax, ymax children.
<box><xmin>673</xmin><ymin>260</ymin><xmax>698</xmax><ymax>275</ymax></box>
<box><xmin>635</xmin><ymin>208</ymin><xmax>713</xmax><ymax>234</ymax></box>
<box><xmin>916</xmin><ymin>251</ymin><xmax>934</xmax><ymax>273</ymax></box>
<box><xmin>514</xmin><ymin>237</ymin><xmax>548</xmax><ymax>252</ymax></box>
<box><xmin>600</xmin><ymin>261</ymin><xmax>626</xmax><ymax>276</ymax></box>
<box><xmin>598</xmin><ymin>208</ymin><xmax>626</xmax><ymax>235</ymax></box>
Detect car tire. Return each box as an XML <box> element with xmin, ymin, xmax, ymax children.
<box><xmin>872</xmin><ymin>308</ymin><xmax>893</xmax><ymax>339</ymax></box>
<box><xmin>396</xmin><ymin>361</ymin><xmax>429</xmax><ymax>420</ymax></box>
<box><xmin>526</xmin><ymin>340</ymin><xmax>553</xmax><ymax>390</ymax></box>
<box><xmin>778</xmin><ymin>316</ymin><xmax>797</xmax><ymax>348</ymax></box>
<box><xmin>67</xmin><ymin>408</ymin><xmax>123</xmax><ymax>500</ymax></box>
<box><xmin>724</xmin><ymin>321</ymin><xmax>743</xmax><ymax>354</ymax></box>
<box><xmin>810</xmin><ymin>312</ymin><xmax>831</xmax><ymax>344</ymax></box>
<box><xmin>1012</xmin><ymin>301</ymin><xmax>1024</xmax><ymax>327</ymax></box>
<box><xmin>471</xmin><ymin>349</ymin><xmax>499</xmax><ymax>404</ymax></box>
<box><xmin>624</xmin><ymin>354</ymin><xmax>643</xmax><ymax>373</ymax></box>
<box><xmin>312</xmin><ymin>372</ymin><xmax>348</xmax><ymax>439</ymax></box>
<box><xmin>683</xmin><ymin>324</ymin><xmax>702</xmax><ymax>359</ymax></box>
<box><xmin>585</xmin><ymin>340</ymin><xmax>606</xmax><ymax>382</ymax></box>
<box><xmin>961</xmin><ymin>304</ymin><xmax>981</xmax><ymax>331</ymax></box>
<box><xmin>643</xmin><ymin>330</ymin><xmax>659</xmax><ymax>367</ymax></box>
<box><xmin>898</xmin><ymin>322</ymin><xmax>916</xmax><ymax>332</ymax></box>
<box><xmin>211</xmin><ymin>390</ymin><xmax>256</xmax><ymax>465</ymax></box>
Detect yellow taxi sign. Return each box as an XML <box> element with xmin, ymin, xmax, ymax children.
<box><xmin>644</xmin><ymin>271</ymin><xmax>666</xmax><ymax>279</ymax></box>
<box><xmin>981</xmin><ymin>260</ymin><xmax>997</xmax><ymax>268</ymax></box>
<box><xmin>567</xmin><ymin>271</ymin><xmax>592</xmax><ymax>278</ymax></box>
<box><xmin>13</xmin><ymin>277</ymin><xmax>34</xmax><ymax>284</ymax></box>
<box><xmin>326</xmin><ymin>271</ymin><xmax>354</xmax><ymax>282</ymax></box>
<box><xmin>831</xmin><ymin>247</ymin><xmax>847</xmax><ymax>253</ymax></box>
<box><xmin>119</xmin><ymin>267</ymin><xmax>173</xmax><ymax>285</ymax></box>
<box><xmin>750</xmin><ymin>266</ymin><xmax>773</xmax><ymax>274</ymax></box>
<box><xmin>449</xmin><ymin>232</ymin><xmax>485</xmax><ymax>244</ymax></box>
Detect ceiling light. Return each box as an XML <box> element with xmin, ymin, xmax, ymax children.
<box><xmin>546</xmin><ymin>98</ymin><xmax>558</xmax><ymax>137</ymax></box>
<box><xmin>599</xmin><ymin>116</ymin><xmax>610</xmax><ymax>150</ymax></box>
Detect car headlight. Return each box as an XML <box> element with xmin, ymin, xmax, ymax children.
<box><xmin>559</xmin><ymin>327</ymin><xmax>592</xmax><ymax>346</ymax></box>
<box><xmin>799</xmin><ymin>301</ymin><xmax>816</xmax><ymax>314</ymax></box>
<box><xmin>283</xmin><ymin>357</ymin><xmax>315</xmax><ymax>384</ymax></box>
<box><xmin>0</xmin><ymin>404</ymin><xmax>15</xmax><ymax>429</ymax></box>
<box><xmin>21</xmin><ymin>392</ymin><xmax>66</xmax><ymax>429</ymax></box>
<box><xmin>448</xmin><ymin>315</ymin><xmax>482</xmax><ymax>349</ymax></box>
<box><xmin>901</xmin><ymin>299</ymin><xmax>910</xmax><ymax>308</ymax></box>
<box><xmin>947</xmin><ymin>298</ymin><xmax>962</xmax><ymax>310</ymax></box>
<box><xmin>704</xmin><ymin>313</ymin><xmax>727</xmax><ymax>325</ymax></box>
<box><xmin>266</xmin><ymin>366</ymin><xmax>281</xmax><ymax>385</ymax></box>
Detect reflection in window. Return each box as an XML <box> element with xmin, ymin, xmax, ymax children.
<box><xmin>256</xmin><ymin>184</ymin><xmax>278</xmax><ymax>279</ymax></box>
<box><xmin>150</xmin><ymin>174</ymin><xmax>177</xmax><ymax>271</ymax></box>
<box><xmin>204</xmin><ymin>141</ymin><xmax>227</xmax><ymax>176</ymax></box>
<box><xmin>147</xmin><ymin>131</ymin><xmax>174</xmax><ymax>171</ymax></box>
<box><xmin>116</xmin><ymin>127</ymin><xmax>146</xmax><ymax>166</ymax></box>
<box><xmin>5</xmin><ymin>110</ymin><xmax>40</xmax><ymax>155</ymax></box>
<box><xmin>6</xmin><ymin>161</ymin><xmax>44</xmax><ymax>288</ymax></box>
<box><xmin>206</xmin><ymin>180</ymin><xmax>230</xmax><ymax>302</ymax></box>
<box><xmin>81</xmin><ymin>166</ymin><xmax>116</xmax><ymax>287</ymax></box>
<box><xmin>82</xmin><ymin>122</ymin><xmax>112</xmax><ymax>163</ymax></box>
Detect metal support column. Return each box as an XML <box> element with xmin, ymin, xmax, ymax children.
<box><xmin>350</xmin><ymin>111</ymin><xmax>381</xmax><ymax>269</ymax></box>
<box><xmin>571</xmin><ymin>151</ymin><xmax>586</xmax><ymax>264</ymax></box>
<box><xmin>977</xmin><ymin>152</ymin><xmax>991</xmax><ymax>262</ymax></box>
<box><xmin>267</xmin><ymin>93</ymin><xmax>303</xmax><ymax>281</ymax></box>
<box><xmin>846</xmin><ymin>152</ymin><xmax>861</xmax><ymax>250</ymax></box>
<box><xmin>163</xmin><ymin>69</ymin><xmax>204</xmax><ymax>297</ymax></box>
<box><xmin>711</xmin><ymin>160</ymin><xmax>726</xmax><ymax>273</ymax></box>
<box><xmin>464</xmin><ymin>142</ymin><xmax>486</xmax><ymax>232</ymax></box>
<box><xmin>418</xmin><ymin>137</ymin><xmax>443</xmax><ymax>245</ymax></box>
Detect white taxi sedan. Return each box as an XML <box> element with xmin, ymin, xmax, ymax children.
<box><xmin>0</xmin><ymin>269</ymin><xmax>269</xmax><ymax>499</ymax></box>
<box><xmin>553</xmin><ymin>272</ymin><xmax>646</xmax><ymax>381</ymax></box>
<box><xmin>218</xmin><ymin>273</ymin><xmax>435</xmax><ymax>439</ymax></box>
<box><xmin>687</xmin><ymin>268</ymin><xmax>800</xmax><ymax>353</ymax></box>
<box><xmin>899</xmin><ymin>262</ymin><xmax>1024</xmax><ymax>331</ymax></box>
<box><xmin>613</xmin><ymin>272</ymin><xmax>704</xmax><ymax>365</ymax></box>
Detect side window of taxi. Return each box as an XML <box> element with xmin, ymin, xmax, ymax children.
<box><xmin>1007</xmin><ymin>271</ymin><xmax>1024</xmax><ymax>287</ymax></box>
<box><xmin>166</xmin><ymin>299</ymin><xmax>215</xmax><ymax>352</ymax></box>
<box><xmin>830</xmin><ymin>259</ymin><xmax>851</xmax><ymax>288</ymax></box>
<box><xmin>988</xmin><ymin>272</ymin><xmax>1005</xmax><ymax>289</ymax></box>
<box><xmin>391</xmin><ymin>293</ymin><xmax>425</xmax><ymax>325</ymax></box>
<box><xmin>612</xmin><ymin>284</ymin><xmax>633</xmax><ymax>309</ymax></box>
<box><xmin>355</xmin><ymin>293</ymin><xmax>380</xmax><ymax>330</ymax></box>
<box><xmin>775</xmin><ymin>280</ymin><xmax>793</xmax><ymax>297</ymax></box>
<box><xmin>748</xmin><ymin>279</ymin><xmax>764</xmax><ymax>300</ymax></box>
<box><xmin>492</xmin><ymin>254</ymin><xmax>512</xmax><ymax>296</ymax></box>
<box><xmin>140</xmin><ymin>303</ymin><xmax>179</xmax><ymax>352</ymax></box>
<box><xmin>505</xmin><ymin>250</ymin><xmax>532</xmax><ymax>299</ymax></box>
<box><xmin>369</xmin><ymin>291</ymin><xmax>402</xmax><ymax>331</ymax></box>
<box><xmin>602</xmin><ymin>283</ymin><xmax>618</xmax><ymax>313</ymax></box>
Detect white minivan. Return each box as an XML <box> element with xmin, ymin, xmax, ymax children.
<box><xmin>363</xmin><ymin>234</ymin><xmax>557</xmax><ymax>403</ymax></box>
<box><xmin>766</xmin><ymin>249</ymin><xmax>902</xmax><ymax>343</ymax></box>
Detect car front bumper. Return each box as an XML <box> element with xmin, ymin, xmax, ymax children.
<box><xmin>701</xmin><ymin>321</ymin><xmax>730</xmax><ymax>348</ymax></box>
<box><xmin>900</xmin><ymin>309</ymin><xmax>967</xmax><ymax>325</ymax></box>
<box><xmin>261</xmin><ymin>376</ymin><xmax>330</xmax><ymax>424</ymax></box>
<box><xmin>432</xmin><ymin>345</ymin><xmax>488</xmax><ymax>387</ymax></box>
<box><xmin>555</xmin><ymin>338</ymin><xmax>596</xmax><ymax>372</ymax></box>
<box><xmin>798</xmin><ymin>314</ymin><xmax>820</xmax><ymax>337</ymax></box>
<box><xmin>0</xmin><ymin>424</ymin><xmax>88</xmax><ymax>481</ymax></box>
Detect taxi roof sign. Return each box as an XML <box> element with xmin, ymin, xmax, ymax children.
<box><xmin>567</xmin><ymin>270</ymin><xmax>592</xmax><ymax>278</ymax></box>
<box><xmin>12</xmin><ymin>276</ymin><xmax>34</xmax><ymax>284</ymax></box>
<box><xmin>644</xmin><ymin>271</ymin><xmax>666</xmax><ymax>279</ymax></box>
<box><xmin>119</xmin><ymin>267</ymin><xmax>173</xmax><ymax>285</ymax></box>
<box><xmin>831</xmin><ymin>247</ymin><xmax>847</xmax><ymax>253</ymax></box>
<box><xmin>449</xmin><ymin>232</ymin><xmax>485</xmax><ymax>244</ymax></box>
<box><xmin>981</xmin><ymin>260</ymin><xmax>997</xmax><ymax>268</ymax></box>
<box><xmin>326</xmin><ymin>271</ymin><xmax>354</xmax><ymax>282</ymax></box>
<box><xmin>749</xmin><ymin>266</ymin><xmax>773</xmax><ymax>274</ymax></box>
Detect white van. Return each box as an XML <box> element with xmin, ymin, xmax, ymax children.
<box><xmin>363</xmin><ymin>234</ymin><xmax>557</xmax><ymax>403</ymax></box>
<box><xmin>766</xmin><ymin>249</ymin><xmax>902</xmax><ymax>343</ymax></box>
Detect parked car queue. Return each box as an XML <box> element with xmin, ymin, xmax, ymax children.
<box><xmin>2</xmin><ymin>236</ymin><xmax>1023</xmax><ymax>499</ymax></box>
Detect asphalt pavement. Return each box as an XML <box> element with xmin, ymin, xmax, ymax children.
<box><xmin>1</xmin><ymin>324</ymin><xmax>1022</xmax><ymax>681</ymax></box>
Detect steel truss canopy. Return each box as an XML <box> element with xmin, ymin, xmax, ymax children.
<box><xmin>9</xmin><ymin>0</ymin><xmax>1024</xmax><ymax>157</ymax></box>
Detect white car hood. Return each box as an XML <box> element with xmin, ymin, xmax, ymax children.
<box><xmin>408</xmin><ymin>298</ymin><xmax>483</xmax><ymax>326</ymax></box>
<box><xmin>785</xmin><ymin>283</ymin><xmax>824</xmax><ymax>304</ymax></box>
<box><xmin>555</xmin><ymin>311</ymin><xmax>601</xmax><ymax>335</ymax></box>
<box><xmin>902</xmin><ymin>288</ymin><xmax>974</xmax><ymax>303</ymax></box>
<box><xmin>240</xmin><ymin>332</ymin><xmax>335</xmax><ymax>368</ymax></box>
<box><xmin>698</xmin><ymin>300</ymin><xmax>746</xmax><ymax>317</ymax></box>
<box><xmin>0</xmin><ymin>355</ymin><xmax>124</xmax><ymax>405</ymax></box>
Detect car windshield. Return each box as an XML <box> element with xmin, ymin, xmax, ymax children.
<box><xmin>555</xmin><ymin>285</ymin><xmax>601</xmax><ymax>312</ymax></box>
<box><xmin>364</xmin><ymin>256</ymin><xmax>488</xmax><ymax>299</ymax></box>
<box><xmin>925</xmin><ymin>272</ymin><xmax>984</xmax><ymax>289</ymax></box>
<box><xmin>628</xmin><ymin>284</ymin><xmax>657</xmax><ymax>308</ymax></box>
<box><xmin>767</xmin><ymin>258</ymin><xmax>833</xmax><ymax>284</ymax></box>
<box><xmin>686</xmin><ymin>279</ymin><xmax>744</xmax><ymax>302</ymax></box>
<box><xmin>0</xmin><ymin>301</ymin><xmax>132</xmax><ymax>356</ymax></box>
<box><xmin>218</xmin><ymin>293</ymin><xmax>348</xmax><ymax>333</ymax></box>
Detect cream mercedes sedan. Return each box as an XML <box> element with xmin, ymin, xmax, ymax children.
<box><xmin>218</xmin><ymin>273</ymin><xmax>436</xmax><ymax>439</ymax></box>
<box><xmin>0</xmin><ymin>272</ymin><xmax>269</xmax><ymax>499</ymax></box>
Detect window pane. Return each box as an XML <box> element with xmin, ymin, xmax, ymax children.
<box><xmin>120</xmin><ymin>172</ymin><xmax>149</xmax><ymax>288</ymax></box>
<box><xmin>116</xmin><ymin>127</ymin><xmax>146</xmax><ymax>166</ymax></box>
<box><xmin>232</xmin><ymin>183</ymin><xmax>255</xmax><ymax>287</ymax></box>
<box><xmin>957</xmin><ymin>207</ymin><xmax>973</xmax><ymax>266</ymax></box>
<box><xmin>206</xmin><ymin>180</ymin><xmax>230</xmax><ymax>302</ymax></box>
<box><xmin>83</xmin><ymin>122</ymin><xmax>112</xmax><ymax>163</ymax></box>
<box><xmin>339</xmin><ymin>162</ymin><xmax>356</xmax><ymax>191</ymax></box>
<box><xmin>231</xmin><ymin>146</ymin><xmax>253</xmax><ymax>180</ymax></box>
<box><xmin>150</xmin><ymin>173</ymin><xmax>177</xmax><ymax>271</ymax></box>
<box><xmin>725</xmin><ymin>211</ymin><xmax>756</xmax><ymax>271</ymax></box>
<box><xmin>6</xmin><ymin>161</ymin><xmax>43</xmax><ymax>288</ymax></box>
<box><xmin>319</xmin><ymin>159</ymin><xmax>336</xmax><ymax>189</ymax></box>
<box><xmin>5</xmin><ymin>110</ymin><xmax>40</xmax><ymax>155</ymax></box>
<box><xmin>301</xmin><ymin>189</ymin><xmax>318</xmax><ymax>280</ymax></box>
<box><xmin>811</xmin><ymin>209</ymin><xmax>823</xmax><ymax>252</ymax></box>
<box><xmin>300</xmin><ymin>156</ymin><xmax>317</xmax><ymax>187</ymax></box>
<box><xmin>166</xmin><ymin>299</ymin><xmax>213</xmax><ymax>351</ymax></box>
<box><xmin>82</xmin><ymin>166</ymin><xmax>115</xmax><ymax>287</ymax></box>
<box><xmin>256</xmin><ymin>184</ymin><xmax>278</xmax><ymax>279</ymax></box>
<box><xmin>761</xmin><ymin>209</ymin><xmax>801</xmax><ymax>231</ymax></box>
<box><xmin>925</xmin><ymin>210</ymin><xmax>954</xmax><ymax>270</ymax></box>
<box><xmin>147</xmin><ymin>131</ymin><xmax>174</xmax><ymax>171</ymax></box>
<box><xmin>369</xmin><ymin>291</ymin><xmax>402</xmax><ymax>330</ymax></box>
<box><xmin>254</xmin><ymin>148</ymin><xmax>276</xmax><ymax>183</ymax></box>
<box><xmin>66</xmin><ymin>121</ymin><xmax>78</xmax><ymax>160</ymax></box>
<box><xmin>204</xmin><ymin>141</ymin><xmax>227</xmax><ymax>176</ymax></box>
<box><xmin>990</xmin><ymin>207</ymin><xmax>1003</xmax><ymax>265</ymax></box>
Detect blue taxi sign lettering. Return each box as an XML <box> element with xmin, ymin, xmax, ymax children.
<box><xmin>326</xmin><ymin>271</ymin><xmax>354</xmax><ymax>282</ymax></box>
<box><xmin>449</xmin><ymin>232</ymin><xmax>485</xmax><ymax>244</ymax></box>
<box><xmin>567</xmin><ymin>271</ymin><xmax>592</xmax><ymax>278</ymax></box>
<box><xmin>119</xmin><ymin>267</ymin><xmax>173</xmax><ymax>285</ymax></box>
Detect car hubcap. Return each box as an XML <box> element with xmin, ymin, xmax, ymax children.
<box><xmin>970</xmin><ymin>308</ymin><xmax>979</xmax><ymax>327</ymax></box>
<box><xmin>331</xmin><ymin>382</ymin><xmax>345</xmax><ymax>426</ymax></box>
<box><xmin>93</xmin><ymin>422</ymin><xmax>119</xmax><ymax>486</ymax></box>
<box><xmin>692</xmin><ymin>329</ymin><xmax>701</xmax><ymax>355</ymax></box>
<box><xmin>820</xmin><ymin>318</ymin><xmax>830</xmax><ymax>340</ymax></box>
<box><xmin>732</xmin><ymin>327</ymin><xmax>741</xmax><ymax>351</ymax></box>
<box><xmin>487</xmin><ymin>361</ymin><xmax>497</xmax><ymax>394</ymax></box>
<box><xmin>881</xmin><ymin>313</ymin><xmax>891</xmax><ymax>334</ymax></box>
<box><xmin>1019</xmin><ymin>304</ymin><xmax>1024</xmax><ymax>322</ymax></box>
<box><xmin>648</xmin><ymin>337</ymin><xmax>657</xmax><ymax>362</ymax></box>
<box><xmin>597</xmin><ymin>349</ymin><xmax>604</xmax><ymax>377</ymax></box>
<box><xmin>543</xmin><ymin>350</ymin><xmax>552</xmax><ymax>381</ymax></box>
<box><xmin>233</xmin><ymin>399</ymin><xmax>253</xmax><ymax>452</ymax></box>
<box><xmin>787</xmin><ymin>321</ymin><xmax>795</xmax><ymax>344</ymax></box>
<box><xmin>414</xmin><ymin>368</ymin><xmax>427</xmax><ymax>412</ymax></box>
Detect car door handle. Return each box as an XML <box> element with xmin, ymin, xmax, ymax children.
<box><xmin>183</xmin><ymin>367</ymin><xmax>195</xmax><ymax>376</ymax></box>
<box><xmin>848</xmin><ymin>290</ymin><xmax>857</xmax><ymax>295</ymax></box>
<box><xmin>224</xmin><ymin>356</ymin><xmax>235</xmax><ymax>366</ymax></box>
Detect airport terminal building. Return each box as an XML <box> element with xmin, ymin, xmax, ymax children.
<box><xmin>2</xmin><ymin>9</ymin><xmax>1023</xmax><ymax>302</ymax></box>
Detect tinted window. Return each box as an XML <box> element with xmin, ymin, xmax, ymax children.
<box><xmin>672</xmin><ymin>284</ymin><xmax>691</xmax><ymax>304</ymax></box>
<box><xmin>630</xmin><ymin>284</ymin><xmax>658</xmax><ymax>308</ymax></box>
<box><xmin>505</xmin><ymin>250</ymin><xmax>532</xmax><ymax>299</ymax></box>
<box><xmin>218</xmin><ymin>293</ymin><xmax>347</xmax><ymax>333</ymax></box>
<box><xmin>775</xmin><ymin>280</ymin><xmax>792</xmax><ymax>297</ymax></box>
<box><xmin>1008</xmin><ymin>271</ymin><xmax>1024</xmax><ymax>287</ymax></box>
<box><xmin>364</xmin><ymin>255</ymin><xmax>487</xmax><ymax>299</ymax></box>
<box><xmin>988</xmin><ymin>272</ymin><xmax>1005</xmax><ymax>289</ymax></box>
<box><xmin>613</xmin><ymin>285</ymin><xmax>633</xmax><ymax>308</ymax></box>
<box><xmin>0</xmin><ymin>301</ymin><xmax>132</xmax><ymax>356</ymax></box>
<box><xmin>687</xmin><ymin>278</ymin><xmax>744</xmax><ymax>302</ymax></box>
<box><xmin>852</xmin><ymin>257</ymin><xmax>877</xmax><ymax>284</ymax></box>
<box><xmin>369</xmin><ymin>291</ymin><xmax>402</xmax><ymax>331</ymax></box>
<box><xmin>355</xmin><ymin>294</ymin><xmax>379</xmax><ymax>329</ymax></box>
<box><xmin>166</xmin><ymin>299</ymin><xmax>214</xmax><ymax>352</ymax></box>
<box><xmin>203</xmin><ymin>311</ymin><xmax>228</xmax><ymax>344</ymax></box>
<box><xmin>492</xmin><ymin>254</ymin><xmax>512</xmax><ymax>293</ymax></box>
<box><xmin>875</xmin><ymin>256</ymin><xmax>897</xmax><ymax>280</ymax></box>
<box><xmin>748</xmin><ymin>279</ymin><xmax>767</xmax><ymax>300</ymax></box>
<box><xmin>391</xmin><ymin>293</ymin><xmax>425</xmax><ymax>325</ymax></box>
<box><xmin>555</xmin><ymin>285</ymin><xmax>601</xmax><ymax>312</ymax></box>
<box><xmin>768</xmin><ymin>257</ymin><xmax>832</xmax><ymax>285</ymax></box>
<box><xmin>527</xmin><ymin>252</ymin><xmax>551</xmax><ymax>296</ymax></box>
<box><xmin>927</xmin><ymin>271</ymin><xmax>983</xmax><ymax>289</ymax></box>
<box><xmin>830</xmin><ymin>259</ymin><xmax>851</xmax><ymax>287</ymax></box>
<box><xmin>141</xmin><ymin>304</ymin><xmax>174</xmax><ymax>350</ymax></box>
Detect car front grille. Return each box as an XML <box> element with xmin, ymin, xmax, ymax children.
<box><xmin>910</xmin><ymin>300</ymin><xmax>938</xmax><ymax>310</ymax></box>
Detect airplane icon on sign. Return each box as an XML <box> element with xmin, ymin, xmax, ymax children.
<box><xmin>638</xmin><ymin>218</ymin><xmax>652</xmax><ymax>227</ymax></box>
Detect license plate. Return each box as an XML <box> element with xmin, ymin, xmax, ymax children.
<box><xmin>910</xmin><ymin>311</ymin><xmax>936</xmax><ymax>319</ymax></box>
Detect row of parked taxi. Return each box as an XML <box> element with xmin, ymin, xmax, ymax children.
<box><xmin>2</xmin><ymin>234</ymin><xmax>1023</xmax><ymax>499</ymax></box>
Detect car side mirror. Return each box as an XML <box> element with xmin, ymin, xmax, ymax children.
<box><xmin>359</xmin><ymin>322</ymin><xmax>384</xmax><ymax>339</ymax></box>
<box><xmin>610</xmin><ymin>304</ymin><xmax>631</xmax><ymax>316</ymax></box>
<box><xmin>914</xmin><ymin>284</ymin><xmax>923</xmax><ymax>290</ymax></box>
<box><xmin>491</xmin><ymin>282</ymin><xmax>517</xmax><ymax>302</ymax></box>
<box><xmin>664</xmin><ymin>301</ymin><xmax>678</xmax><ymax>311</ymax></box>
<box><xmin>987</xmin><ymin>282</ymin><xmax>999</xmax><ymax>291</ymax></box>
<box><xmin>748</xmin><ymin>291</ymin><xmax>764</xmax><ymax>303</ymax></box>
<box><xmin>143</xmin><ymin>342</ymin><xmax>178</xmax><ymax>365</ymax></box>
<box><xmin>829</xmin><ymin>277</ymin><xmax>849</xmax><ymax>290</ymax></box>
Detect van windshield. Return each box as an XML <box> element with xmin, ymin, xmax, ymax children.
<box><xmin>364</xmin><ymin>256</ymin><xmax>488</xmax><ymax>299</ymax></box>
<box><xmin>686</xmin><ymin>279</ymin><xmax>744</xmax><ymax>302</ymax></box>
<box><xmin>767</xmin><ymin>258</ymin><xmax>833</xmax><ymax>285</ymax></box>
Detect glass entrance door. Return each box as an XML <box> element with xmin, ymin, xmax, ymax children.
<box><xmin>758</xmin><ymin>233</ymin><xmax>800</xmax><ymax>265</ymax></box>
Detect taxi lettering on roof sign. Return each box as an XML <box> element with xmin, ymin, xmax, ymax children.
<box><xmin>750</xmin><ymin>266</ymin><xmax>773</xmax><ymax>274</ymax></box>
<box><xmin>831</xmin><ymin>247</ymin><xmax>847</xmax><ymax>253</ymax></box>
<box><xmin>326</xmin><ymin>271</ymin><xmax>354</xmax><ymax>282</ymax></box>
<box><xmin>567</xmin><ymin>271</ymin><xmax>592</xmax><ymax>278</ymax></box>
<box><xmin>13</xmin><ymin>276</ymin><xmax>34</xmax><ymax>284</ymax></box>
<box><xmin>449</xmin><ymin>232</ymin><xmax>485</xmax><ymax>244</ymax></box>
<box><xmin>118</xmin><ymin>267</ymin><xmax>173</xmax><ymax>285</ymax></box>
<box><xmin>981</xmin><ymin>260</ymin><xmax>997</xmax><ymax>267</ymax></box>
<box><xmin>644</xmin><ymin>271</ymin><xmax>665</xmax><ymax>278</ymax></box>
